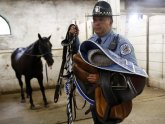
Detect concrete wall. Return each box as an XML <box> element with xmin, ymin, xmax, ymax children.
<box><xmin>122</xmin><ymin>14</ymin><xmax>147</xmax><ymax>70</ymax></box>
<box><xmin>148</xmin><ymin>15</ymin><xmax>165</xmax><ymax>89</ymax></box>
<box><xmin>0</xmin><ymin>0</ymin><xmax>96</xmax><ymax>93</ymax></box>
<box><xmin>0</xmin><ymin>0</ymin><xmax>96</xmax><ymax>49</ymax></box>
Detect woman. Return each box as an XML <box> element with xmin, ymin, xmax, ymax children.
<box><xmin>54</xmin><ymin>24</ymin><xmax>80</xmax><ymax>103</ymax></box>
<box><xmin>61</xmin><ymin>24</ymin><xmax>80</xmax><ymax>55</ymax></box>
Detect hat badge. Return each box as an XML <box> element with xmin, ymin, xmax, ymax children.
<box><xmin>95</xmin><ymin>6</ymin><xmax>101</xmax><ymax>13</ymax></box>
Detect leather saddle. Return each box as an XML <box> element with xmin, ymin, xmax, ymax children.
<box><xmin>73</xmin><ymin>52</ymin><xmax>146</xmax><ymax>122</ymax></box>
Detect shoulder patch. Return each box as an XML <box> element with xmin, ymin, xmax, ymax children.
<box><xmin>120</xmin><ymin>44</ymin><xmax>131</xmax><ymax>55</ymax></box>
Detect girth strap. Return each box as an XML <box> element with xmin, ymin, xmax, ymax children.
<box><xmin>99</xmin><ymin>71</ymin><xmax>118</xmax><ymax>121</ymax></box>
<box><xmin>99</xmin><ymin>71</ymin><xmax>118</xmax><ymax>106</ymax></box>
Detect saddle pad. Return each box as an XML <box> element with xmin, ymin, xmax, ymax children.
<box><xmin>79</xmin><ymin>40</ymin><xmax>148</xmax><ymax>78</ymax></box>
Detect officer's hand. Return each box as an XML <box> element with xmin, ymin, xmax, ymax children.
<box><xmin>87</xmin><ymin>74</ymin><xmax>99</xmax><ymax>83</ymax></box>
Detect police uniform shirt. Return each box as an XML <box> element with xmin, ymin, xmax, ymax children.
<box><xmin>89</xmin><ymin>30</ymin><xmax>137</xmax><ymax>65</ymax></box>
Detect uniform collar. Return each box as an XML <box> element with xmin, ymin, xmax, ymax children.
<box><xmin>96</xmin><ymin>30</ymin><xmax>114</xmax><ymax>43</ymax></box>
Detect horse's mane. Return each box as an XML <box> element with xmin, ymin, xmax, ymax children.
<box><xmin>24</xmin><ymin>40</ymin><xmax>39</xmax><ymax>54</ymax></box>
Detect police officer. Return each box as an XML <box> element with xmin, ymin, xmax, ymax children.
<box><xmin>87</xmin><ymin>1</ymin><xmax>137</xmax><ymax>84</ymax></box>
<box><xmin>86</xmin><ymin>1</ymin><xmax>137</xmax><ymax>124</ymax></box>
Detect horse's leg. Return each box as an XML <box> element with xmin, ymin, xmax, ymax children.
<box><xmin>25</xmin><ymin>76</ymin><xmax>35</xmax><ymax>109</ymax></box>
<box><xmin>16</xmin><ymin>72</ymin><xmax>25</xmax><ymax>103</ymax></box>
<box><xmin>37</xmin><ymin>74</ymin><xmax>48</xmax><ymax>107</ymax></box>
<box><xmin>25</xmin><ymin>82</ymin><xmax>29</xmax><ymax>98</ymax></box>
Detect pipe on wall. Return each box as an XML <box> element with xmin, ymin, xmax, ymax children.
<box><xmin>146</xmin><ymin>15</ymin><xmax>150</xmax><ymax>86</ymax></box>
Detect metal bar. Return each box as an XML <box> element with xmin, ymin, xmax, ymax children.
<box><xmin>146</xmin><ymin>15</ymin><xmax>150</xmax><ymax>86</ymax></box>
<box><xmin>162</xmin><ymin>34</ymin><xmax>164</xmax><ymax>79</ymax></box>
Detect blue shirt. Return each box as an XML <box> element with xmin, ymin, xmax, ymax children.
<box><xmin>89</xmin><ymin>30</ymin><xmax>137</xmax><ymax>65</ymax></box>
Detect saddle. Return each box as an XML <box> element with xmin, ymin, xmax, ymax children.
<box><xmin>73</xmin><ymin>53</ymin><xmax>135</xmax><ymax>122</ymax></box>
<box><xmin>73</xmin><ymin>40</ymin><xmax>147</xmax><ymax>123</ymax></box>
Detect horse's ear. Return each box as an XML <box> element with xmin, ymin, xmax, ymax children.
<box><xmin>38</xmin><ymin>33</ymin><xmax>42</xmax><ymax>40</ymax></box>
<box><xmin>48</xmin><ymin>35</ymin><xmax>51</xmax><ymax>40</ymax></box>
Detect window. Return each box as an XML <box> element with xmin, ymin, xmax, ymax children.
<box><xmin>0</xmin><ymin>15</ymin><xmax>11</xmax><ymax>35</ymax></box>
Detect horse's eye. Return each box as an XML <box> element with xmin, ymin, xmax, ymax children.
<box><xmin>47</xmin><ymin>42</ymin><xmax>52</xmax><ymax>48</ymax></box>
<box><xmin>50</xmin><ymin>43</ymin><xmax>52</xmax><ymax>47</ymax></box>
<box><xmin>46</xmin><ymin>42</ymin><xmax>51</xmax><ymax>47</ymax></box>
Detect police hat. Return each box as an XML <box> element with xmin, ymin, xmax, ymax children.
<box><xmin>91</xmin><ymin>1</ymin><xmax>117</xmax><ymax>17</ymax></box>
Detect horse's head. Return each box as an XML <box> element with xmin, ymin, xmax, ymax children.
<box><xmin>38</xmin><ymin>33</ymin><xmax>54</xmax><ymax>67</ymax></box>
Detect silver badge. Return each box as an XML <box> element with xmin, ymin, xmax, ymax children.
<box><xmin>95</xmin><ymin>6</ymin><xmax>100</xmax><ymax>12</ymax></box>
<box><xmin>120</xmin><ymin>44</ymin><xmax>131</xmax><ymax>55</ymax></box>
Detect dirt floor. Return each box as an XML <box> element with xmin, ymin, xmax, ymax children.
<box><xmin>0</xmin><ymin>86</ymin><xmax>165</xmax><ymax>124</ymax></box>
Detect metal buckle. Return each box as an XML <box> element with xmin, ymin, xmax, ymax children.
<box><xmin>111</xmin><ymin>73</ymin><xmax>128</xmax><ymax>90</ymax></box>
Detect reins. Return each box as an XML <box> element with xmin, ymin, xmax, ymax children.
<box><xmin>45</xmin><ymin>63</ymin><xmax>49</xmax><ymax>84</ymax></box>
<box><xmin>23</xmin><ymin>52</ymin><xmax>51</xmax><ymax>57</ymax></box>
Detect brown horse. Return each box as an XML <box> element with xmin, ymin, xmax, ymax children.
<box><xmin>11</xmin><ymin>33</ymin><xmax>54</xmax><ymax>109</ymax></box>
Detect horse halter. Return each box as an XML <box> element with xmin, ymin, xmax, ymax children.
<box><xmin>24</xmin><ymin>51</ymin><xmax>52</xmax><ymax>57</ymax></box>
<box><xmin>24</xmin><ymin>38</ymin><xmax>53</xmax><ymax>57</ymax></box>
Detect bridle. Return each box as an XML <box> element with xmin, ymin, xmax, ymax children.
<box><xmin>24</xmin><ymin>52</ymin><xmax>51</xmax><ymax>57</ymax></box>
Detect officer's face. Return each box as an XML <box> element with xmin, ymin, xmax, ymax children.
<box><xmin>93</xmin><ymin>16</ymin><xmax>112</xmax><ymax>37</ymax></box>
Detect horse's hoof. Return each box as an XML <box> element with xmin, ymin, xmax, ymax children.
<box><xmin>20</xmin><ymin>99</ymin><xmax>26</xmax><ymax>103</ymax></box>
<box><xmin>45</xmin><ymin>104</ymin><xmax>49</xmax><ymax>108</ymax></box>
<box><xmin>44</xmin><ymin>103</ymin><xmax>49</xmax><ymax>108</ymax></box>
<box><xmin>30</xmin><ymin>105</ymin><xmax>35</xmax><ymax>110</ymax></box>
